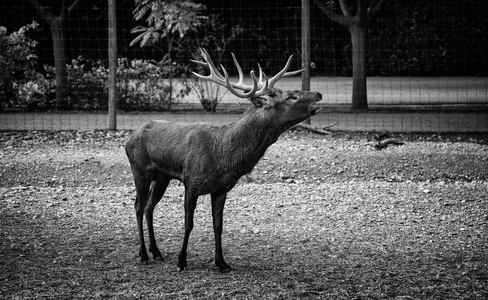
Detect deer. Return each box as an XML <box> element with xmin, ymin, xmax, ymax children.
<box><xmin>125</xmin><ymin>48</ymin><xmax>322</xmax><ymax>272</ymax></box>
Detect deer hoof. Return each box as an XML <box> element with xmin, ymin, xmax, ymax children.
<box><xmin>216</xmin><ymin>261</ymin><xmax>232</xmax><ymax>273</ymax></box>
<box><xmin>149</xmin><ymin>248</ymin><xmax>163</xmax><ymax>261</ymax></box>
<box><xmin>177</xmin><ymin>263</ymin><xmax>187</xmax><ymax>272</ymax></box>
<box><xmin>139</xmin><ymin>250</ymin><xmax>149</xmax><ymax>264</ymax></box>
<box><xmin>219</xmin><ymin>266</ymin><xmax>232</xmax><ymax>273</ymax></box>
<box><xmin>177</xmin><ymin>255</ymin><xmax>187</xmax><ymax>271</ymax></box>
<box><xmin>153</xmin><ymin>254</ymin><xmax>163</xmax><ymax>261</ymax></box>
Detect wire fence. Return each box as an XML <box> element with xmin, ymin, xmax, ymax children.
<box><xmin>0</xmin><ymin>0</ymin><xmax>487</xmax><ymax>132</ymax></box>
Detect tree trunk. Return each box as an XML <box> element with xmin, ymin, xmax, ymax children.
<box><xmin>301</xmin><ymin>0</ymin><xmax>311</xmax><ymax>124</ymax></box>
<box><xmin>350</xmin><ymin>25</ymin><xmax>368</xmax><ymax>110</ymax></box>
<box><xmin>51</xmin><ymin>21</ymin><xmax>68</xmax><ymax>110</ymax></box>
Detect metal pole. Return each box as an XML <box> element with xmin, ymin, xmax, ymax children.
<box><xmin>301</xmin><ymin>0</ymin><xmax>311</xmax><ymax>124</ymax></box>
<box><xmin>108</xmin><ymin>0</ymin><xmax>117</xmax><ymax>130</ymax></box>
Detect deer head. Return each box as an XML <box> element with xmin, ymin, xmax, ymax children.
<box><xmin>192</xmin><ymin>48</ymin><xmax>322</xmax><ymax>128</ymax></box>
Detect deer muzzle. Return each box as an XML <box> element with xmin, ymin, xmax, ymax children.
<box><xmin>309</xmin><ymin>92</ymin><xmax>322</xmax><ymax>115</ymax></box>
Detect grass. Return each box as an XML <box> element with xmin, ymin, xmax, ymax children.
<box><xmin>0</xmin><ymin>130</ymin><xmax>487</xmax><ymax>299</ymax></box>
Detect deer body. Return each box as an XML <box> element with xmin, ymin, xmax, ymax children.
<box><xmin>125</xmin><ymin>49</ymin><xmax>321</xmax><ymax>271</ymax></box>
<box><xmin>127</xmin><ymin>109</ymin><xmax>278</xmax><ymax>195</ymax></box>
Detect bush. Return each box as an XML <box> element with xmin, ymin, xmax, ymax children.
<box><xmin>0</xmin><ymin>22</ymin><xmax>39</xmax><ymax>110</ymax></box>
<box><xmin>16</xmin><ymin>57</ymin><xmax>190</xmax><ymax>112</ymax></box>
<box><xmin>66</xmin><ymin>57</ymin><xmax>108</xmax><ymax>110</ymax></box>
<box><xmin>17</xmin><ymin>57</ymin><xmax>107</xmax><ymax>111</ymax></box>
<box><xmin>16</xmin><ymin>69</ymin><xmax>55</xmax><ymax>111</ymax></box>
<box><xmin>117</xmin><ymin>58</ymin><xmax>175</xmax><ymax>112</ymax></box>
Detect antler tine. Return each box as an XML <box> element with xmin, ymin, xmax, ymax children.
<box><xmin>229</xmin><ymin>53</ymin><xmax>270</xmax><ymax>96</ymax></box>
<box><xmin>191</xmin><ymin>48</ymin><xmax>226</xmax><ymax>83</ymax></box>
<box><xmin>190</xmin><ymin>59</ymin><xmax>207</xmax><ymax>68</ymax></box>
<box><xmin>281</xmin><ymin>68</ymin><xmax>306</xmax><ymax>78</ymax></box>
<box><xmin>257</xmin><ymin>64</ymin><xmax>269</xmax><ymax>91</ymax></box>
<box><xmin>268</xmin><ymin>55</ymin><xmax>305</xmax><ymax>88</ymax></box>
<box><xmin>221</xmin><ymin>65</ymin><xmax>260</xmax><ymax>98</ymax></box>
<box><xmin>192</xmin><ymin>47</ymin><xmax>278</xmax><ymax>99</ymax></box>
<box><xmin>201</xmin><ymin>48</ymin><xmax>225</xmax><ymax>80</ymax></box>
<box><xmin>231</xmin><ymin>52</ymin><xmax>246</xmax><ymax>87</ymax></box>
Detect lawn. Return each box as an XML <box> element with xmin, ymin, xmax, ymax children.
<box><xmin>1</xmin><ymin>130</ymin><xmax>487</xmax><ymax>299</ymax></box>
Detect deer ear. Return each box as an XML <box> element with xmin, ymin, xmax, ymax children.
<box><xmin>250</xmin><ymin>97</ymin><xmax>267</xmax><ymax>108</ymax></box>
<box><xmin>251</xmin><ymin>95</ymin><xmax>275</xmax><ymax>108</ymax></box>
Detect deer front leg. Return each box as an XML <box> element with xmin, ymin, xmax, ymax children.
<box><xmin>178</xmin><ymin>188</ymin><xmax>198</xmax><ymax>271</ymax></box>
<box><xmin>211</xmin><ymin>192</ymin><xmax>231</xmax><ymax>272</ymax></box>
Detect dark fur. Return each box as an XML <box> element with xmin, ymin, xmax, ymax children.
<box><xmin>125</xmin><ymin>88</ymin><xmax>321</xmax><ymax>271</ymax></box>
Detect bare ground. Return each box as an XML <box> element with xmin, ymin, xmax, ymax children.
<box><xmin>0</xmin><ymin>130</ymin><xmax>487</xmax><ymax>299</ymax></box>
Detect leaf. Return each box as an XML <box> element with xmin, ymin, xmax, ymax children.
<box><xmin>130</xmin><ymin>0</ymin><xmax>207</xmax><ymax>47</ymax></box>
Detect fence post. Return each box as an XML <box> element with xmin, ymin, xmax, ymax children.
<box><xmin>108</xmin><ymin>0</ymin><xmax>117</xmax><ymax>130</ymax></box>
<box><xmin>301</xmin><ymin>0</ymin><xmax>311</xmax><ymax>125</ymax></box>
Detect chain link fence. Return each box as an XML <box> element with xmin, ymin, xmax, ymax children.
<box><xmin>0</xmin><ymin>0</ymin><xmax>487</xmax><ymax>132</ymax></box>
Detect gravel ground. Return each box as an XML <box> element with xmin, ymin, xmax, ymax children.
<box><xmin>1</xmin><ymin>130</ymin><xmax>487</xmax><ymax>299</ymax></box>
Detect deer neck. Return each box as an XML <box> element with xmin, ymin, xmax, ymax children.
<box><xmin>218</xmin><ymin>107</ymin><xmax>283</xmax><ymax>174</ymax></box>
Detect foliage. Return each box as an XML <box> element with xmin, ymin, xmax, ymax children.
<box><xmin>3</xmin><ymin>0</ymin><xmax>488</xmax><ymax>78</ymax></box>
<box><xmin>16</xmin><ymin>67</ymin><xmax>56</xmax><ymax>111</ymax></box>
<box><xmin>130</xmin><ymin>0</ymin><xmax>206</xmax><ymax>111</ymax></box>
<box><xmin>189</xmin><ymin>14</ymin><xmax>244</xmax><ymax>112</ymax></box>
<box><xmin>66</xmin><ymin>58</ymin><xmax>108</xmax><ymax>110</ymax></box>
<box><xmin>369</xmin><ymin>0</ymin><xmax>488</xmax><ymax>76</ymax></box>
<box><xmin>15</xmin><ymin>57</ymin><xmax>189</xmax><ymax>112</ymax></box>
<box><xmin>187</xmin><ymin>78</ymin><xmax>223</xmax><ymax>112</ymax></box>
<box><xmin>131</xmin><ymin>0</ymin><xmax>207</xmax><ymax>47</ymax></box>
<box><xmin>0</xmin><ymin>22</ymin><xmax>39</xmax><ymax>110</ymax></box>
<box><xmin>16</xmin><ymin>57</ymin><xmax>107</xmax><ymax>111</ymax></box>
<box><xmin>117</xmin><ymin>57</ymin><xmax>190</xmax><ymax>111</ymax></box>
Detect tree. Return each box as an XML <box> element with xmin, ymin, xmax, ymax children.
<box><xmin>131</xmin><ymin>0</ymin><xmax>207</xmax><ymax>110</ymax></box>
<box><xmin>312</xmin><ymin>0</ymin><xmax>387</xmax><ymax>110</ymax></box>
<box><xmin>29</xmin><ymin>0</ymin><xmax>80</xmax><ymax>110</ymax></box>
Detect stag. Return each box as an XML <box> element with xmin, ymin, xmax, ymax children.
<box><xmin>125</xmin><ymin>48</ymin><xmax>322</xmax><ymax>272</ymax></box>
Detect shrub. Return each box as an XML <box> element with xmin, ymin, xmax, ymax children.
<box><xmin>18</xmin><ymin>57</ymin><xmax>108</xmax><ymax>111</ymax></box>
<box><xmin>0</xmin><ymin>22</ymin><xmax>39</xmax><ymax>110</ymax></box>
<box><xmin>66</xmin><ymin>57</ymin><xmax>108</xmax><ymax>110</ymax></box>
<box><xmin>187</xmin><ymin>78</ymin><xmax>223</xmax><ymax>112</ymax></box>
<box><xmin>16</xmin><ymin>70</ymin><xmax>55</xmax><ymax>111</ymax></box>
<box><xmin>117</xmin><ymin>58</ymin><xmax>178</xmax><ymax>111</ymax></box>
<box><xmin>16</xmin><ymin>57</ymin><xmax>192</xmax><ymax>112</ymax></box>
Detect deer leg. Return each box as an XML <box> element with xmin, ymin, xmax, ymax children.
<box><xmin>178</xmin><ymin>188</ymin><xmax>198</xmax><ymax>271</ymax></box>
<box><xmin>145</xmin><ymin>177</ymin><xmax>170</xmax><ymax>261</ymax></box>
<box><xmin>211</xmin><ymin>192</ymin><xmax>231</xmax><ymax>272</ymax></box>
<box><xmin>133</xmin><ymin>172</ymin><xmax>151</xmax><ymax>264</ymax></box>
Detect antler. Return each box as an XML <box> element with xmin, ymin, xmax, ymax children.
<box><xmin>191</xmin><ymin>48</ymin><xmax>305</xmax><ymax>99</ymax></box>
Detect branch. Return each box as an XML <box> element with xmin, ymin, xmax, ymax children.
<box><xmin>68</xmin><ymin>0</ymin><xmax>81</xmax><ymax>16</ymax></box>
<box><xmin>368</xmin><ymin>0</ymin><xmax>388</xmax><ymax>18</ymax></box>
<box><xmin>338</xmin><ymin>0</ymin><xmax>352</xmax><ymax>17</ymax></box>
<box><xmin>29</xmin><ymin>0</ymin><xmax>55</xmax><ymax>22</ymax></box>
<box><xmin>58</xmin><ymin>0</ymin><xmax>80</xmax><ymax>19</ymax></box>
<box><xmin>290</xmin><ymin>122</ymin><xmax>336</xmax><ymax>135</ymax></box>
<box><xmin>373</xmin><ymin>138</ymin><xmax>404</xmax><ymax>150</ymax></box>
<box><xmin>357</xmin><ymin>0</ymin><xmax>368</xmax><ymax>18</ymax></box>
<box><xmin>60</xmin><ymin>0</ymin><xmax>69</xmax><ymax>19</ymax></box>
<box><xmin>312</xmin><ymin>0</ymin><xmax>353</xmax><ymax>27</ymax></box>
<box><xmin>30</xmin><ymin>0</ymin><xmax>79</xmax><ymax>22</ymax></box>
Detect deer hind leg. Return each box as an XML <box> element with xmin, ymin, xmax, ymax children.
<box><xmin>132</xmin><ymin>170</ymin><xmax>151</xmax><ymax>264</ymax></box>
<box><xmin>145</xmin><ymin>176</ymin><xmax>170</xmax><ymax>261</ymax></box>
